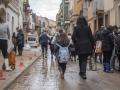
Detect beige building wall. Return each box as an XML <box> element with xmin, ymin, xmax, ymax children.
<box><xmin>104</xmin><ymin>0</ymin><xmax>114</xmax><ymax>12</ymax></box>
<box><xmin>104</xmin><ymin>0</ymin><xmax>115</xmax><ymax>26</ymax></box>
<box><xmin>72</xmin><ymin>0</ymin><xmax>81</xmax><ymax>16</ymax></box>
<box><xmin>109</xmin><ymin>8</ymin><xmax>116</xmax><ymax>25</ymax></box>
<box><xmin>87</xmin><ymin>1</ymin><xmax>94</xmax><ymax>33</ymax></box>
<box><xmin>115</xmin><ymin>1</ymin><xmax>120</xmax><ymax>27</ymax></box>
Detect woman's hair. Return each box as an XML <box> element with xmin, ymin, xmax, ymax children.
<box><xmin>60</xmin><ymin>32</ymin><xmax>69</xmax><ymax>46</ymax></box>
<box><xmin>59</xmin><ymin>29</ymin><xmax>63</xmax><ymax>34</ymax></box>
<box><xmin>76</xmin><ymin>16</ymin><xmax>88</xmax><ymax>27</ymax></box>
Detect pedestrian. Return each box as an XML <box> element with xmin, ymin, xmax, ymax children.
<box><xmin>72</xmin><ymin>16</ymin><xmax>94</xmax><ymax>79</ymax></box>
<box><xmin>49</xmin><ymin>36</ymin><xmax>55</xmax><ymax>59</ymax></box>
<box><xmin>17</xmin><ymin>29</ymin><xmax>24</xmax><ymax>56</ymax></box>
<box><xmin>39</xmin><ymin>31</ymin><xmax>50</xmax><ymax>59</ymax></box>
<box><xmin>51</xmin><ymin>29</ymin><xmax>63</xmax><ymax>55</ymax></box>
<box><xmin>0</xmin><ymin>17</ymin><xmax>12</xmax><ymax>71</ymax></box>
<box><xmin>55</xmin><ymin>32</ymin><xmax>70</xmax><ymax>79</ymax></box>
<box><xmin>112</xmin><ymin>26</ymin><xmax>120</xmax><ymax>71</ymax></box>
<box><xmin>12</xmin><ymin>32</ymin><xmax>17</xmax><ymax>53</ymax></box>
<box><xmin>101</xmin><ymin>25</ymin><xmax>114</xmax><ymax>73</ymax></box>
<box><xmin>68</xmin><ymin>33</ymin><xmax>76</xmax><ymax>61</ymax></box>
<box><xmin>94</xmin><ymin>26</ymin><xmax>104</xmax><ymax>64</ymax></box>
<box><xmin>116</xmin><ymin>32</ymin><xmax>120</xmax><ymax>71</ymax></box>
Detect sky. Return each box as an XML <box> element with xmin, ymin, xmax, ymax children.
<box><xmin>29</xmin><ymin>0</ymin><xmax>62</xmax><ymax>21</ymax></box>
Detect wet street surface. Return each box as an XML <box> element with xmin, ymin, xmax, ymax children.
<box><xmin>8</xmin><ymin>49</ymin><xmax>120</xmax><ymax>90</ymax></box>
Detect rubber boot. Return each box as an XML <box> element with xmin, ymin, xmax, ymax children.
<box><xmin>5</xmin><ymin>59</ymin><xmax>12</xmax><ymax>71</ymax></box>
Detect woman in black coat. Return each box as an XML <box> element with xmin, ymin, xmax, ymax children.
<box><xmin>72</xmin><ymin>16</ymin><xmax>94</xmax><ymax>79</ymax></box>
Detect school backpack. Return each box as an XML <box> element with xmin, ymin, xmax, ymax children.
<box><xmin>56</xmin><ymin>43</ymin><xmax>70</xmax><ymax>63</ymax></box>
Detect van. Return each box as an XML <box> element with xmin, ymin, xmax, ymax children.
<box><xmin>27</xmin><ymin>33</ymin><xmax>38</xmax><ymax>48</ymax></box>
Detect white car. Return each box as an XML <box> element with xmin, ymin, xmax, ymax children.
<box><xmin>27</xmin><ymin>35</ymin><xmax>38</xmax><ymax>48</ymax></box>
<box><xmin>24</xmin><ymin>44</ymin><xmax>31</xmax><ymax>50</ymax></box>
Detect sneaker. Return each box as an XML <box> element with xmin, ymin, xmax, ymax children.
<box><xmin>105</xmin><ymin>70</ymin><xmax>113</xmax><ymax>73</ymax></box>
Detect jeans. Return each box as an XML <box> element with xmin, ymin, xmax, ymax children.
<box><xmin>0</xmin><ymin>39</ymin><xmax>8</xmax><ymax>58</ymax></box>
<box><xmin>18</xmin><ymin>45</ymin><xmax>23</xmax><ymax>56</ymax></box>
<box><xmin>41</xmin><ymin>43</ymin><xmax>48</xmax><ymax>58</ymax></box>
<box><xmin>103</xmin><ymin>51</ymin><xmax>112</xmax><ymax>64</ymax></box>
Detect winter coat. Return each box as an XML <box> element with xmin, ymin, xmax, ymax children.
<box><xmin>72</xmin><ymin>26</ymin><xmax>94</xmax><ymax>55</ymax></box>
<box><xmin>17</xmin><ymin>31</ymin><xmax>24</xmax><ymax>47</ymax></box>
<box><xmin>101</xmin><ymin>29</ymin><xmax>114</xmax><ymax>52</ymax></box>
<box><xmin>39</xmin><ymin>33</ymin><xmax>50</xmax><ymax>45</ymax></box>
<box><xmin>94</xmin><ymin>30</ymin><xmax>103</xmax><ymax>41</ymax></box>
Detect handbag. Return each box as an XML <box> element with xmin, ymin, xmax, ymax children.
<box><xmin>95</xmin><ymin>41</ymin><xmax>102</xmax><ymax>53</ymax></box>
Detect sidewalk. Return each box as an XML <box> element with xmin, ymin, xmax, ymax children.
<box><xmin>0</xmin><ymin>49</ymin><xmax>41</xmax><ymax>90</ymax></box>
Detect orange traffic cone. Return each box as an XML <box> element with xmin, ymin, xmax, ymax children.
<box><xmin>29</xmin><ymin>56</ymin><xmax>32</xmax><ymax>61</ymax></box>
<box><xmin>0</xmin><ymin>70</ymin><xmax>5</xmax><ymax>80</ymax></box>
<box><xmin>19</xmin><ymin>57</ymin><xmax>24</xmax><ymax>67</ymax></box>
<box><xmin>21</xmin><ymin>57</ymin><xmax>23</xmax><ymax>61</ymax></box>
<box><xmin>34</xmin><ymin>52</ymin><xmax>37</xmax><ymax>57</ymax></box>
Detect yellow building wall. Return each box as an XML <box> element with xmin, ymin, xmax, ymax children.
<box><xmin>72</xmin><ymin>0</ymin><xmax>82</xmax><ymax>16</ymax></box>
<box><xmin>110</xmin><ymin>8</ymin><xmax>116</xmax><ymax>25</ymax></box>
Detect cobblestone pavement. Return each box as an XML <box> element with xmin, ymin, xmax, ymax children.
<box><xmin>0</xmin><ymin>47</ymin><xmax>40</xmax><ymax>90</ymax></box>
<box><xmin>8</xmin><ymin>49</ymin><xmax>120</xmax><ymax>90</ymax></box>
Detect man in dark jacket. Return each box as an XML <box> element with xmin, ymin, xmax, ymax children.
<box><xmin>17</xmin><ymin>29</ymin><xmax>24</xmax><ymax>56</ymax></box>
<box><xmin>39</xmin><ymin>31</ymin><xmax>50</xmax><ymax>59</ymax></box>
<box><xmin>101</xmin><ymin>26</ymin><xmax>114</xmax><ymax>73</ymax></box>
<box><xmin>72</xmin><ymin>16</ymin><xmax>94</xmax><ymax>79</ymax></box>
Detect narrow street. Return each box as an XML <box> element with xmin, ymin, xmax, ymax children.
<box><xmin>8</xmin><ymin>49</ymin><xmax>120</xmax><ymax>90</ymax></box>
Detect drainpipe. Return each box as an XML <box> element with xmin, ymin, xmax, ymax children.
<box><xmin>18</xmin><ymin>2</ymin><xmax>19</xmax><ymax>29</ymax></box>
<box><xmin>63</xmin><ymin>0</ymin><xmax>65</xmax><ymax>30</ymax></box>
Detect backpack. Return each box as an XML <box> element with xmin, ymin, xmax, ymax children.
<box><xmin>56</xmin><ymin>43</ymin><xmax>70</xmax><ymax>63</ymax></box>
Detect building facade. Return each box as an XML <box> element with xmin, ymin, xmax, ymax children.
<box><xmin>115</xmin><ymin>0</ymin><xmax>120</xmax><ymax>27</ymax></box>
<box><xmin>48</xmin><ymin>20</ymin><xmax>56</xmax><ymax>35</ymax></box>
<box><xmin>0</xmin><ymin>0</ymin><xmax>24</xmax><ymax>37</ymax></box>
<box><xmin>39</xmin><ymin>16</ymin><xmax>49</xmax><ymax>34</ymax></box>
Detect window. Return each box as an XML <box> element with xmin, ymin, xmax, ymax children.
<box><xmin>7</xmin><ymin>13</ymin><xmax>9</xmax><ymax>21</ymax></box>
<box><xmin>43</xmin><ymin>22</ymin><xmax>45</xmax><ymax>27</ymax></box>
<box><xmin>28</xmin><ymin>37</ymin><xmax>36</xmax><ymax>41</ymax></box>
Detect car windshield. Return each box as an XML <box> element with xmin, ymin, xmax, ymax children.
<box><xmin>28</xmin><ymin>37</ymin><xmax>36</xmax><ymax>41</ymax></box>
